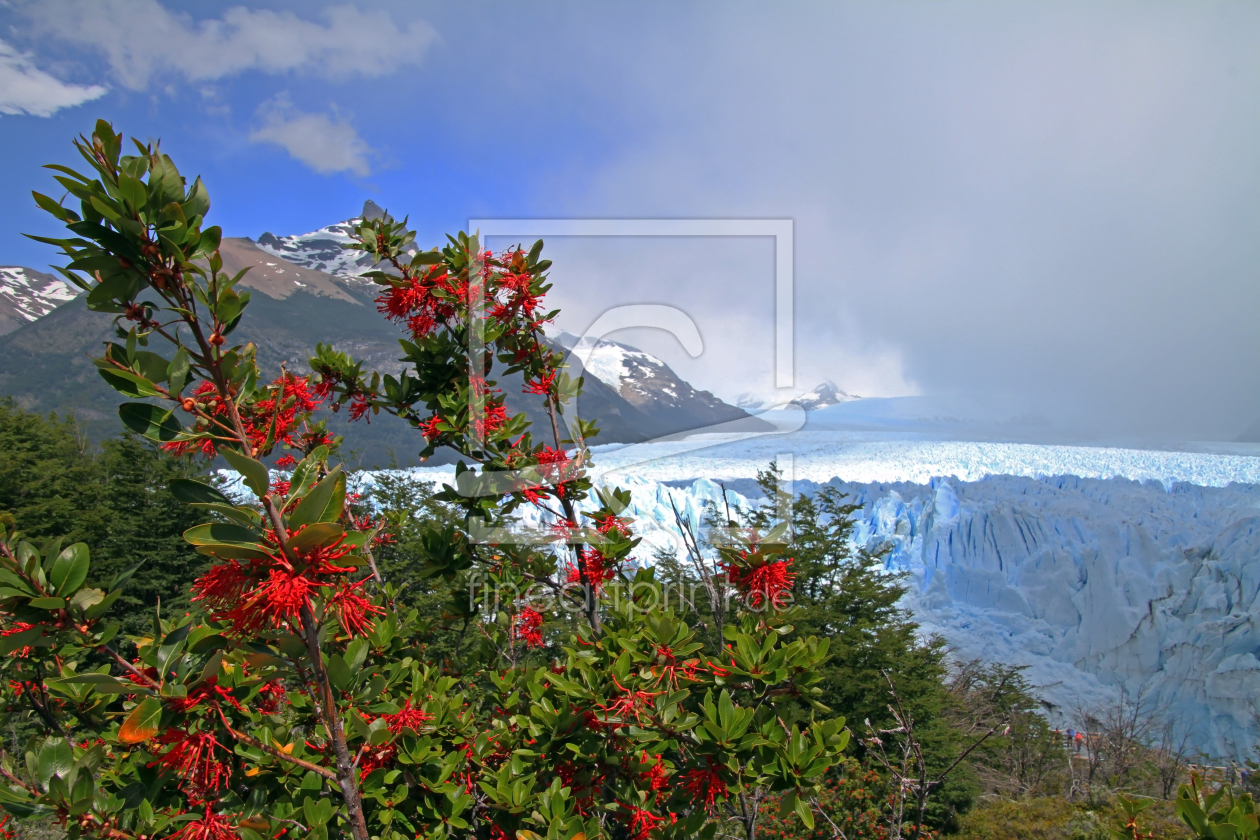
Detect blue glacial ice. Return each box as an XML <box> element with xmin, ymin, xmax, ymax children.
<box><xmin>382</xmin><ymin>433</ymin><xmax>1260</xmax><ymax>759</ymax></box>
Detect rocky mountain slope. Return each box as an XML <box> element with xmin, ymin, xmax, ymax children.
<box><xmin>0</xmin><ymin>208</ymin><xmax>763</xmax><ymax>464</ymax></box>
<box><xmin>0</xmin><ymin>266</ymin><xmax>80</xmax><ymax>335</ymax></box>
<box><xmin>554</xmin><ymin>332</ymin><xmax>764</xmax><ymax>438</ymax></box>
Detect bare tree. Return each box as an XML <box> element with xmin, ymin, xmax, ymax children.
<box><xmin>864</xmin><ymin>671</ymin><xmax>1009</xmax><ymax>840</ymax></box>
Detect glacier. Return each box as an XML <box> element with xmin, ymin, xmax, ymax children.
<box><xmin>379</xmin><ymin>433</ymin><xmax>1260</xmax><ymax>760</ymax></box>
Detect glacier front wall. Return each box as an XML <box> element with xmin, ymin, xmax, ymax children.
<box><xmin>830</xmin><ymin>475</ymin><xmax>1260</xmax><ymax>761</ymax></box>
<box><xmin>378</xmin><ymin>465</ymin><xmax>1260</xmax><ymax>760</ymax></box>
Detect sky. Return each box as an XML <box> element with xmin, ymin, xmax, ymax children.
<box><xmin>0</xmin><ymin>1</ymin><xmax>1257</xmax><ymax>441</ymax></box>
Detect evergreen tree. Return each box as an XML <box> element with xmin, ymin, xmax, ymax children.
<box><xmin>0</xmin><ymin>398</ymin><xmax>210</xmax><ymax>632</ymax></box>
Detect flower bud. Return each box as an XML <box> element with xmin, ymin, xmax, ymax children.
<box><xmin>181</xmin><ymin>398</ymin><xmax>196</xmax><ymax>412</ymax></box>
<box><xmin>209</xmin><ymin>332</ymin><xmax>226</xmax><ymax>346</ymax></box>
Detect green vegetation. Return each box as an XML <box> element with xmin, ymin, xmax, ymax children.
<box><xmin>0</xmin><ymin>398</ymin><xmax>210</xmax><ymax>632</ymax></box>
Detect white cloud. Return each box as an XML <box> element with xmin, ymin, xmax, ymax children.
<box><xmin>0</xmin><ymin>39</ymin><xmax>107</xmax><ymax>117</ymax></box>
<box><xmin>21</xmin><ymin>1</ymin><xmax>437</xmax><ymax>89</ymax></box>
<box><xmin>250</xmin><ymin>98</ymin><xmax>371</xmax><ymax>176</ymax></box>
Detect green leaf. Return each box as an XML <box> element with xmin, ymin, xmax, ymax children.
<box><xmin>119</xmin><ymin>697</ymin><xmax>163</xmax><ymax>744</ymax></box>
<box><xmin>215</xmin><ymin>288</ymin><xmax>242</xmax><ymax>325</ymax></box>
<box><xmin>29</xmin><ymin>597</ymin><xmax>66</xmax><ymax>610</ymax></box>
<box><xmin>200</xmin><ymin>226</ymin><xmax>222</xmax><ymax>255</ymax></box>
<box><xmin>183</xmin><ymin>522</ymin><xmax>265</xmax><ymax>546</ymax></box>
<box><xmin>167</xmin><ymin>347</ymin><xmax>190</xmax><ymax>395</ymax></box>
<box><xmin>69</xmin><ymin>587</ymin><xmax>105</xmax><ymax>612</ymax></box>
<box><xmin>61</xmin><ymin>673</ymin><xmax>134</xmax><ymax>694</ymax></box>
<box><xmin>118</xmin><ymin>173</ymin><xmax>148</xmax><ymax>212</ymax></box>
<box><xmin>287</xmin><ymin>523</ymin><xmax>345</xmax><ymax>552</ymax></box>
<box><xmin>193</xmin><ymin>543</ymin><xmax>273</xmax><ymax>561</ymax></box>
<box><xmin>794</xmin><ymin>794</ymin><xmax>814</xmax><ymax>830</ymax></box>
<box><xmin>99</xmin><ymin>368</ymin><xmax>162</xmax><ymax>398</ymax></box>
<box><xmin>779</xmin><ymin>789</ymin><xmax>798</xmax><ymax>819</ymax></box>
<box><xmin>37</xmin><ymin>738</ymin><xmax>73</xmax><ymax>787</ymax></box>
<box><xmin>288</xmin><ymin>467</ymin><xmax>345</xmax><ymax>528</ymax></box>
<box><xmin>49</xmin><ymin>543</ymin><xmax>90</xmax><ymax>595</ymax></box>
<box><xmin>221</xmin><ymin>448</ymin><xmax>270</xmax><ymax>499</ymax></box>
<box><xmin>181</xmin><ymin>176</ymin><xmax>210</xmax><ymax>219</ymax></box>
<box><xmin>0</xmin><ymin>626</ymin><xmax>43</xmax><ymax>654</ymax></box>
<box><xmin>109</xmin><ymin>559</ymin><xmax>145</xmax><ymax>592</ymax></box>
<box><xmin>169</xmin><ymin>478</ymin><xmax>233</xmax><ymax>507</ymax></box>
<box><xmin>325</xmin><ymin>655</ymin><xmax>352</xmax><ymax>692</ymax></box>
<box><xmin>119</xmin><ymin>403</ymin><xmax>184</xmax><ymax>443</ymax></box>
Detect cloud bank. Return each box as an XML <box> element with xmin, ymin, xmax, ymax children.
<box><xmin>250</xmin><ymin>98</ymin><xmax>372</xmax><ymax>176</ymax></box>
<box><xmin>20</xmin><ymin>1</ymin><xmax>436</xmax><ymax>89</ymax></box>
<box><xmin>532</xmin><ymin>3</ymin><xmax>1260</xmax><ymax>440</ymax></box>
<box><xmin>0</xmin><ymin>39</ymin><xmax>106</xmax><ymax>116</ymax></box>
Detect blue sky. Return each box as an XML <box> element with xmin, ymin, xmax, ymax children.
<box><xmin>2</xmin><ymin>2</ymin><xmax>1259</xmax><ymax>440</ymax></box>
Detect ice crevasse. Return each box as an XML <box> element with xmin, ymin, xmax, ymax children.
<box><xmin>831</xmin><ymin>474</ymin><xmax>1260</xmax><ymax>760</ymax></box>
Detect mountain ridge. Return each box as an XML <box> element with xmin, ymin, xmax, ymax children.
<box><xmin>0</xmin><ymin>203</ymin><xmax>765</xmax><ymax>464</ymax></box>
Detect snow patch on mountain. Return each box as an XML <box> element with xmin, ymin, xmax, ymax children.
<box><xmin>792</xmin><ymin>381</ymin><xmax>862</xmax><ymax>410</ymax></box>
<box><xmin>737</xmin><ymin>381</ymin><xmax>862</xmax><ymax>411</ymax></box>
<box><xmin>255</xmin><ymin>201</ymin><xmax>396</xmax><ymax>280</ymax></box>
<box><xmin>574</xmin><ymin>340</ymin><xmax>663</xmax><ymax>396</ymax></box>
<box><xmin>0</xmin><ymin>266</ymin><xmax>80</xmax><ymax>334</ymax></box>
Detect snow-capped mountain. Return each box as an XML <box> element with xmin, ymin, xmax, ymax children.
<box><xmin>790</xmin><ymin>381</ymin><xmax>861</xmax><ymax>410</ymax></box>
<box><xmin>0</xmin><ymin>266</ymin><xmax>80</xmax><ymax>335</ymax></box>
<box><xmin>554</xmin><ymin>331</ymin><xmax>764</xmax><ymax>436</ymax></box>
<box><xmin>255</xmin><ymin>200</ymin><xmax>386</xmax><ymax>280</ymax></box>
<box><xmin>736</xmin><ymin>381</ymin><xmax>861</xmax><ymax>411</ymax></box>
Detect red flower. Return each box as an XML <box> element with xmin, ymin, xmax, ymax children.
<box><xmin>384</xmin><ymin>699</ymin><xmax>433</xmax><ymax>734</ymax></box>
<box><xmin>349</xmin><ymin>391</ymin><xmax>374</xmax><ymax>422</ymax></box>
<box><xmin>165</xmin><ymin>676</ymin><xmax>243</xmax><ymax>714</ymax></box>
<box><xmin>626</xmin><ymin>806</ymin><xmax>666</xmax><ymax>840</ymax></box>
<box><xmin>641</xmin><ymin>750</ymin><xmax>669</xmax><ymax>795</ymax></box>
<box><xmin>358</xmin><ymin>743</ymin><xmax>397</xmax><ymax>779</ymax></box>
<box><xmin>255</xmin><ymin>680</ymin><xmax>287</xmax><ymax>715</ymax></box>
<box><xmin>418</xmin><ymin>415</ymin><xmax>443</xmax><ymax>440</ymax></box>
<box><xmin>592</xmin><ymin>513</ymin><xmax>630</xmax><ymax>535</ymax></box>
<box><xmin>329</xmin><ymin>579</ymin><xmax>385</xmax><ymax>637</ymax></box>
<box><xmin>680</xmin><ymin>762</ymin><xmax>729</xmax><ymax>809</ymax></box>
<box><xmin>191</xmin><ymin>562</ymin><xmax>253</xmax><ymax>613</ymax></box>
<box><xmin>514</xmin><ymin>608</ymin><xmax>545</xmax><ymax>648</ymax></box>
<box><xmin>163</xmin><ymin>375</ymin><xmax>323</xmax><ymax>458</ymax></box>
<box><xmin>725</xmin><ymin>557</ymin><xmax>796</xmax><ymax>609</ymax></box>
<box><xmin>149</xmin><ymin>729</ymin><xmax>232</xmax><ymax>797</ymax></box>
<box><xmin>523</xmin><ymin>370</ymin><xmax>556</xmax><ymax>395</ymax></box>
<box><xmin>565</xmin><ymin>547</ymin><xmax>616</xmax><ymax>594</ymax></box>
<box><xmin>243</xmin><ymin>567</ymin><xmax>327</xmax><ymax>631</ymax></box>
<box><xmin>169</xmin><ymin>808</ymin><xmax>237</xmax><ymax>840</ymax></box>
<box><xmin>596</xmin><ymin>679</ymin><xmax>661</xmax><ymax>725</ymax></box>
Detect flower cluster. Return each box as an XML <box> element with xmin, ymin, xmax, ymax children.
<box><xmin>724</xmin><ymin>555</ymin><xmax>796</xmax><ymax>609</ymax></box>
<box><xmin>191</xmin><ymin>535</ymin><xmax>376</xmax><ymax>636</ymax></box>
<box><xmin>566</xmin><ymin>547</ymin><xmax>618</xmax><ymax>595</ymax></box>
<box><xmin>514</xmin><ymin>607</ymin><xmax>545</xmax><ymax>648</ymax></box>
<box><xmin>149</xmin><ymin>729</ymin><xmax>232</xmax><ymax>799</ymax></box>
<box><xmin>167</xmin><ymin>374</ymin><xmax>324</xmax><ymax>458</ymax></box>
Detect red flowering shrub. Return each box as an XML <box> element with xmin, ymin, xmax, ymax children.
<box><xmin>0</xmin><ymin>119</ymin><xmax>850</xmax><ymax>840</ymax></box>
<box><xmin>756</xmin><ymin>762</ymin><xmax>900</xmax><ymax>840</ymax></box>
